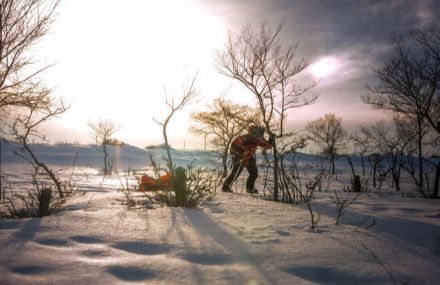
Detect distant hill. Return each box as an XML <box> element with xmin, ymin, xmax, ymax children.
<box><xmin>0</xmin><ymin>140</ymin><xmax>388</xmax><ymax>175</ymax></box>
<box><xmin>0</xmin><ymin>141</ymin><xmax>220</xmax><ymax>169</ymax></box>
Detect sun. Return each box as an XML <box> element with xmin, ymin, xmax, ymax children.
<box><xmin>309</xmin><ymin>57</ymin><xmax>339</xmax><ymax>79</ymax></box>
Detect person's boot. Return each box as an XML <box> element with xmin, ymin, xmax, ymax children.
<box><xmin>246</xmin><ymin>188</ymin><xmax>258</xmax><ymax>194</ymax></box>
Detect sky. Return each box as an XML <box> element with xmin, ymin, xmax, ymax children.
<box><xmin>37</xmin><ymin>0</ymin><xmax>440</xmax><ymax>149</ymax></box>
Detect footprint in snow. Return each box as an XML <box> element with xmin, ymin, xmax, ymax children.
<box><xmin>107</xmin><ymin>265</ymin><xmax>155</xmax><ymax>281</ymax></box>
<box><xmin>10</xmin><ymin>265</ymin><xmax>53</xmax><ymax>275</ymax></box>
<box><xmin>399</xmin><ymin>207</ymin><xmax>424</xmax><ymax>213</ymax></box>
<box><xmin>34</xmin><ymin>237</ymin><xmax>69</xmax><ymax>247</ymax></box>
<box><xmin>70</xmin><ymin>235</ymin><xmax>104</xmax><ymax>244</ymax></box>
<box><xmin>283</xmin><ymin>265</ymin><xmax>374</xmax><ymax>285</ymax></box>
<box><xmin>180</xmin><ymin>252</ymin><xmax>233</xmax><ymax>265</ymax></box>
<box><xmin>112</xmin><ymin>241</ymin><xmax>170</xmax><ymax>255</ymax></box>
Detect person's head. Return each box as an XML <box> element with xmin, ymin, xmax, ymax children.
<box><xmin>248</xmin><ymin>125</ymin><xmax>265</xmax><ymax>139</ymax></box>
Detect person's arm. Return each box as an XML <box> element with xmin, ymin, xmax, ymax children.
<box><xmin>256</xmin><ymin>137</ymin><xmax>272</xmax><ymax>149</ymax></box>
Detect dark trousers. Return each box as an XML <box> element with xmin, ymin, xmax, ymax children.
<box><xmin>222</xmin><ymin>156</ymin><xmax>258</xmax><ymax>192</ymax></box>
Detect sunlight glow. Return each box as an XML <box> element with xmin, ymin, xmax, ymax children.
<box><xmin>309</xmin><ymin>57</ymin><xmax>339</xmax><ymax>79</ymax></box>
<box><xmin>41</xmin><ymin>0</ymin><xmax>228</xmax><ymax>148</ymax></box>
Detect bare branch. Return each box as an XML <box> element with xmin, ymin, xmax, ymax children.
<box><xmin>155</xmin><ymin>73</ymin><xmax>199</xmax><ymax>174</ymax></box>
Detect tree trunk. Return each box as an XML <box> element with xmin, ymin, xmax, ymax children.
<box><xmin>361</xmin><ymin>155</ymin><xmax>365</xmax><ymax>176</ymax></box>
<box><xmin>393</xmin><ymin>172</ymin><xmax>400</xmax><ymax>192</ymax></box>
<box><xmin>431</xmin><ymin>160</ymin><xmax>440</xmax><ymax>198</ymax></box>
<box><xmin>272</xmin><ymin>140</ymin><xmax>279</xmax><ymax>202</ymax></box>
<box><xmin>353</xmin><ymin>175</ymin><xmax>361</xmax><ymax>192</ymax></box>
<box><xmin>174</xmin><ymin>167</ymin><xmax>187</xmax><ymax>207</ymax></box>
<box><xmin>373</xmin><ymin>162</ymin><xmax>377</xmax><ymax>188</ymax></box>
<box><xmin>222</xmin><ymin>148</ymin><xmax>229</xmax><ymax>178</ymax></box>
<box><xmin>38</xmin><ymin>188</ymin><xmax>52</xmax><ymax>217</ymax></box>
<box><xmin>330</xmin><ymin>154</ymin><xmax>336</xmax><ymax>175</ymax></box>
<box><xmin>103</xmin><ymin>144</ymin><xmax>108</xmax><ymax>175</ymax></box>
<box><xmin>417</xmin><ymin>122</ymin><xmax>424</xmax><ymax>192</ymax></box>
<box><xmin>163</xmin><ymin>123</ymin><xmax>174</xmax><ymax>176</ymax></box>
<box><xmin>0</xmin><ymin>138</ymin><xmax>2</xmax><ymax>200</ymax></box>
<box><xmin>346</xmin><ymin>156</ymin><xmax>356</xmax><ymax>178</ymax></box>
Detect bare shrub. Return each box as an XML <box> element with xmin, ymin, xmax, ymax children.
<box><xmin>0</xmin><ymin>154</ymin><xmax>83</xmax><ymax>218</ymax></box>
<box><xmin>279</xmin><ymin>155</ymin><xmax>329</xmax><ymax>230</ymax></box>
<box><xmin>0</xmin><ymin>168</ymin><xmax>67</xmax><ymax>218</ymax></box>
<box><xmin>118</xmin><ymin>153</ymin><xmax>217</xmax><ymax>209</ymax></box>
<box><xmin>329</xmin><ymin>190</ymin><xmax>361</xmax><ymax>225</ymax></box>
<box><xmin>153</xmin><ymin>165</ymin><xmax>216</xmax><ymax>208</ymax></box>
<box><xmin>117</xmin><ymin>168</ymin><xmax>155</xmax><ymax>210</ymax></box>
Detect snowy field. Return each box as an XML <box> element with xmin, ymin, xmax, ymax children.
<box><xmin>0</xmin><ymin>142</ymin><xmax>439</xmax><ymax>285</ymax></box>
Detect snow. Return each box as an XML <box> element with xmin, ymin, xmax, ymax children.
<box><xmin>1</xmin><ymin>142</ymin><xmax>439</xmax><ymax>284</ymax></box>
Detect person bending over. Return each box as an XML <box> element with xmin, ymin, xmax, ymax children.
<box><xmin>222</xmin><ymin>125</ymin><xmax>274</xmax><ymax>193</ymax></box>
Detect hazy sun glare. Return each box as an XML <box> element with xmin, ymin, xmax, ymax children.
<box><xmin>41</xmin><ymin>0</ymin><xmax>228</xmax><ymax>147</ymax></box>
<box><xmin>308</xmin><ymin>57</ymin><xmax>339</xmax><ymax>79</ymax></box>
<box><xmin>34</xmin><ymin>1</ymin><xmax>384</xmax><ymax>149</ymax></box>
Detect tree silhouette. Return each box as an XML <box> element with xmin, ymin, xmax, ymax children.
<box><xmin>306</xmin><ymin>113</ymin><xmax>347</xmax><ymax>175</ymax></box>
<box><xmin>88</xmin><ymin>119</ymin><xmax>119</xmax><ymax>175</ymax></box>
<box><xmin>364</xmin><ymin>26</ymin><xmax>440</xmax><ymax>196</ymax></box>
<box><xmin>216</xmin><ymin>22</ymin><xmax>317</xmax><ymax>201</ymax></box>
<box><xmin>0</xmin><ymin>0</ymin><xmax>59</xmax><ymax>119</ymax></box>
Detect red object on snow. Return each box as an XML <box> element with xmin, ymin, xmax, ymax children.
<box><xmin>138</xmin><ymin>172</ymin><xmax>171</xmax><ymax>191</ymax></box>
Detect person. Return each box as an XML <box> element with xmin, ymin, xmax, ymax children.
<box><xmin>222</xmin><ymin>125</ymin><xmax>274</xmax><ymax>193</ymax></box>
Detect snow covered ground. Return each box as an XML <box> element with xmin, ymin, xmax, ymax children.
<box><xmin>0</xmin><ymin>142</ymin><xmax>439</xmax><ymax>284</ymax></box>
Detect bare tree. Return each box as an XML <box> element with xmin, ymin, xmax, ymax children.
<box><xmin>0</xmin><ymin>0</ymin><xmax>68</xmax><ymax>201</ymax></box>
<box><xmin>190</xmin><ymin>97</ymin><xmax>260</xmax><ymax>177</ymax></box>
<box><xmin>363</xmin><ymin>27</ymin><xmax>440</xmax><ymax>196</ymax></box>
<box><xmin>0</xmin><ymin>0</ymin><xmax>59</xmax><ymax>115</ymax></box>
<box><xmin>216</xmin><ymin>22</ymin><xmax>317</xmax><ymax>201</ymax></box>
<box><xmin>0</xmin><ymin>0</ymin><xmax>60</xmax><ymax>193</ymax></box>
<box><xmin>360</xmin><ymin>118</ymin><xmax>416</xmax><ymax>193</ymax></box>
<box><xmin>408</xmin><ymin>26</ymin><xmax>440</xmax><ymax>134</ymax></box>
<box><xmin>306</xmin><ymin>113</ymin><xmax>347</xmax><ymax>175</ymax></box>
<box><xmin>367</xmin><ymin>152</ymin><xmax>386</xmax><ymax>190</ymax></box>
<box><xmin>154</xmin><ymin>74</ymin><xmax>198</xmax><ymax>175</ymax></box>
<box><xmin>351</xmin><ymin>131</ymin><xmax>371</xmax><ymax>176</ymax></box>
<box><xmin>88</xmin><ymin>119</ymin><xmax>119</xmax><ymax>176</ymax></box>
<box><xmin>12</xmin><ymin>90</ymin><xmax>68</xmax><ymax>198</ymax></box>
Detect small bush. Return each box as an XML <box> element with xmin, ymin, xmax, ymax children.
<box><xmin>329</xmin><ymin>190</ymin><xmax>361</xmax><ymax>225</ymax></box>
<box><xmin>119</xmin><ymin>165</ymin><xmax>216</xmax><ymax>209</ymax></box>
<box><xmin>117</xmin><ymin>168</ymin><xmax>156</xmax><ymax>210</ymax></box>
<box><xmin>156</xmin><ymin>166</ymin><xmax>216</xmax><ymax>208</ymax></box>
<box><xmin>1</xmin><ymin>175</ymin><xmax>63</xmax><ymax>218</ymax></box>
<box><xmin>0</xmin><ymin>167</ymin><xmax>80</xmax><ymax>219</ymax></box>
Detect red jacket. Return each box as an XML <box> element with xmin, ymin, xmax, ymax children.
<box><xmin>230</xmin><ymin>134</ymin><xmax>271</xmax><ymax>159</ymax></box>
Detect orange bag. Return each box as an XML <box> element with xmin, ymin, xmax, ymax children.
<box><xmin>139</xmin><ymin>175</ymin><xmax>157</xmax><ymax>191</ymax></box>
<box><xmin>159</xmin><ymin>172</ymin><xmax>171</xmax><ymax>184</ymax></box>
<box><xmin>138</xmin><ymin>172</ymin><xmax>172</xmax><ymax>191</ymax></box>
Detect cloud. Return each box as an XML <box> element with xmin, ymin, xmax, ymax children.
<box><xmin>201</xmin><ymin>0</ymin><xmax>440</xmax><ymax>130</ymax></box>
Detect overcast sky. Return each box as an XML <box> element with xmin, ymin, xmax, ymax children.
<box><xmin>39</xmin><ymin>0</ymin><xmax>439</xmax><ymax>148</ymax></box>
